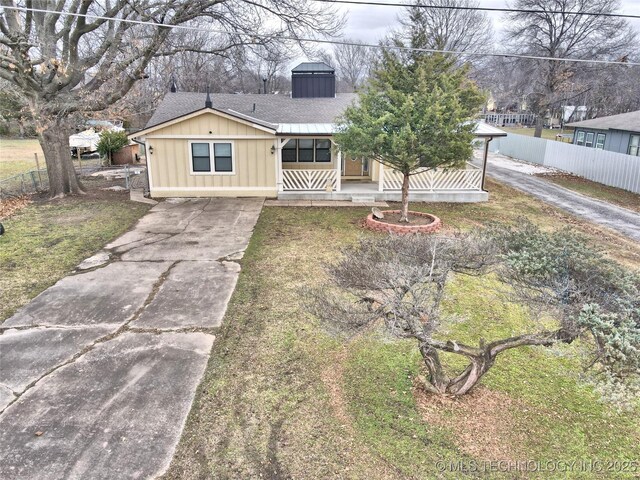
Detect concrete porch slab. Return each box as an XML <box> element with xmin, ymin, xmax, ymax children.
<box><xmin>277</xmin><ymin>190</ymin><xmax>488</xmax><ymax>202</ymax></box>
<box><xmin>264</xmin><ymin>200</ymin><xmax>389</xmax><ymax>207</ymax></box>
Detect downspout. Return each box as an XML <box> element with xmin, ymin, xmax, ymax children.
<box><xmin>131</xmin><ymin>137</ymin><xmax>152</xmax><ymax>197</ymax></box>
<box><xmin>481</xmin><ymin>136</ymin><xmax>493</xmax><ymax>192</ymax></box>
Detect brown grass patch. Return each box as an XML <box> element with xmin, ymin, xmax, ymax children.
<box><xmin>414</xmin><ymin>382</ymin><xmax>530</xmax><ymax>462</ymax></box>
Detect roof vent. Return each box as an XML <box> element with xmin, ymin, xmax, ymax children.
<box><xmin>170</xmin><ymin>76</ymin><xmax>177</xmax><ymax>93</ymax></box>
<box><xmin>205</xmin><ymin>86</ymin><xmax>212</xmax><ymax>108</ymax></box>
<box><xmin>291</xmin><ymin>62</ymin><xmax>335</xmax><ymax>98</ymax></box>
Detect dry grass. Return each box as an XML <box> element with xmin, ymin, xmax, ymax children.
<box><xmin>0</xmin><ymin>138</ymin><xmax>44</xmax><ymax>178</ymax></box>
<box><xmin>500</xmin><ymin>127</ymin><xmax>566</xmax><ymax>141</ymax></box>
<box><xmin>0</xmin><ymin>179</ymin><xmax>150</xmax><ymax>320</ymax></box>
<box><xmin>165</xmin><ymin>181</ymin><xmax>640</xmax><ymax>480</ymax></box>
<box><xmin>538</xmin><ymin>173</ymin><xmax>640</xmax><ymax>214</ymax></box>
<box><xmin>414</xmin><ymin>384</ymin><xmax>532</xmax><ymax>462</ymax></box>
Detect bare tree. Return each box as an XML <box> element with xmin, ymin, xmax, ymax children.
<box><xmin>333</xmin><ymin>39</ymin><xmax>371</xmax><ymax>92</ymax></box>
<box><xmin>399</xmin><ymin>0</ymin><xmax>493</xmax><ymax>54</ymax></box>
<box><xmin>315</xmin><ymin>39</ymin><xmax>372</xmax><ymax>92</ymax></box>
<box><xmin>504</xmin><ymin>0</ymin><xmax>637</xmax><ymax>136</ymax></box>
<box><xmin>311</xmin><ymin>222</ymin><xmax>640</xmax><ymax>401</ymax></box>
<box><xmin>0</xmin><ymin>1</ymin><xmax>343</xmax><ymax>197</ymax></box>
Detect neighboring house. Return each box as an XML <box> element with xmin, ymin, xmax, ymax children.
<box><xmin>566</xmin><ymin>110</ymin><xmax>640</xmax><ymax>156</ymax></box>
<box><xmin>128</xmin><ymin>62</ymin><xmax>505</xmax><ymax>202</ymax></box>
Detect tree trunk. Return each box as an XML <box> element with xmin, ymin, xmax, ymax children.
<box><xmin>400</xmin><ymin>171</ymin><xmax>410</xmax><ymax>223</ymax></box>
<box><xmin>39</xmin><ymin>118</ymin><xmax>85</xmax><ymax>198</ymax></box>
<box><xmin>418</xmin><ymin>329</ymin><xmax>576</xmax><ymax>396</ymax></box>
<box><xmin>533</xmin><ymin>115</ymin><xmax>544</xmax><ymax>138</ymax></box>
<box><xmin>420</xmin><ymin>349</ymin><xmax>492</xmax><ymax>396</ymax></box>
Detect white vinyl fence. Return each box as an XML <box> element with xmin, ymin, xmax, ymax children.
<box><xmin>490</xmin><ymin>133</ymin><xmax>640</xmax><ymax>194</ymax></box>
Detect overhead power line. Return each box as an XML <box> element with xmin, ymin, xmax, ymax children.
<box><xmin>1</xmin><ymin>5</ymin><xmax>639</xmax><ymax>67</ymax></box>
<box><xmin>312</xmin><ymin>0</ymin><xmax>640</xmax><ymax>20</ymax></box>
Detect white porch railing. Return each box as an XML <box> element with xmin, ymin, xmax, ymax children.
<box><xmin>382</xmin><ymin>164</ymin><xmax>482</xmax><ymax>191</ymax></box>
<box><xmin>282</xmin><ymin>169</ymin><xmax>338</xmax><ymax>191</ymax></box>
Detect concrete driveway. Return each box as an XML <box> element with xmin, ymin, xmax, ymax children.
<box><xmin>0</xmin><ymin>197</ymin><xmax>263</xmax><ymax>479</ymax></box>
<box><xmin>480</xmin><ymin>152</ymin><xmax>640</xmax><ymax>242</ymax></box>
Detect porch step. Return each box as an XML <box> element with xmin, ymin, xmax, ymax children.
<box><xmin>351</xmin><ymin>195</ymin><xmax>377</xmax><ymax>203</ymax></box>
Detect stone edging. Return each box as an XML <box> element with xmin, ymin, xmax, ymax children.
<box><xmin>365</xmin><ymin>210</ymin><xmax>442</xmax><ymax>234</ymax></box>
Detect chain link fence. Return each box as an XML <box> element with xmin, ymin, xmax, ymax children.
<box><xmin>0</xmin><ymin>163</ymin><xmax>148</xmax><ymax>198</ymax></box>
<box><xmin>0</xmin><ymin>169</ymin><xmax>49</xmax><ymax>197</ymax></box>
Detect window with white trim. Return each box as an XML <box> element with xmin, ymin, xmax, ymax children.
<box><xmin>629</xmin><ymin>135</ymin><xmax>640</xmax><ymax>156</ymax></box>
<box><xmin>575</xmin><ymin>131</ymin><xmax>585</xmax><ymax>145</ymax></box>
<box><xmin>595</xmin><ymin>133</ymin><xmax>606</xmax><ymax>149</ymax></box>
<box><xmin>585</xmin><ymin>132</ymin><xmax>594</xmax><ymax>147</ymax></box>
<box><xmin>191</xmin><ymin>143</ymin><xmax>211</xmax><ymax>172</ymax></box>
<box><xmin>189</xmin><ymin>141</ymin><xmax>234</xmax><ymax>174</ymax></box>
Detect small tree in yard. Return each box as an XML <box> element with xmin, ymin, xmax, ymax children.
<box><xmin>312</xmin><ymin>221</ymin><xmax>640</xmax><ymax>404</ymax></box>
<box><xmin>97</xmin><ymin>130</ymin><xmax>129</xmax><ymax>165</ymax></box>
<box><xmin>334</xmin><ymin>52</ymin><xmax>484</xmax><ymax>222</ymax></box>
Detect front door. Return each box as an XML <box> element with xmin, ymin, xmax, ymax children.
<box><xmin>343</xmin><ymin>156</ymin><xmax>370</xmax><ymax>177</ymax></box>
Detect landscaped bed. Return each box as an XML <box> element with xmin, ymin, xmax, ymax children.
<box><xmin>164</xmin><ymin>179</ymin><xmax>640</xmax><ymax>480</ymax></box>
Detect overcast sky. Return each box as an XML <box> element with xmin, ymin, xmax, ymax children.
<box><xmin>337</xmin><ymin>0</ymin><xmax>640</xmax><ymax>44</ymax></box>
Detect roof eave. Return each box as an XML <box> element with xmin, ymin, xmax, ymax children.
<box><xmin>128</xmin><ymin>107</ymin><xmax>277</xmax><ymax>139</ymax></box>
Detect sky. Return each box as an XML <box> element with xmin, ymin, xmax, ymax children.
<box><xmin>337</xmin><ymin>0</ymin><xmax>640</xmax><ymax>45</ymax></box>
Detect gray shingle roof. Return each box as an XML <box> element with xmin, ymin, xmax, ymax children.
<box><xmin>291</xmin><ymin>62</ymin><xmax>334</xmax><ymax>73</ymax></box>
<box><xmin>566</xmin><ymin>109</ymin><xmax>640</xmax><ymax>133</ymax></box>
<box><xmin>144</xmin><ymin>92</ymin><xmax>357</xmax><ymax>130</ymax></box>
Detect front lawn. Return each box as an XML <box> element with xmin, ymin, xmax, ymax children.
<box><xmin>0</xmin><ymin>180</ymin><xmax>150</xmax><ymax>320</ymax></box>
<box><xmin>164</xmin><ymin>179</ymin><xmax>640</xmax><ymax>479</ymax></box>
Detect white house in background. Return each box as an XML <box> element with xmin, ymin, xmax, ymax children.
<box><xmin>129</xmin><ymin>62</ymin><xmax>506</xmax><ymax>202</ymax></box>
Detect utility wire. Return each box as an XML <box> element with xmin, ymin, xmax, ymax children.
<box><xmin>2</xmin><ymin>5</ymin><xmax>639</xmax><ymax>67</ymax></box>
<box><xmin>312</xmin><ymin>0</ymin><xmax>640</xmax><ymax>20</ymax></box>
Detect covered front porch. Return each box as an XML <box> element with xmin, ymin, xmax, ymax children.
<box><xmin>274</xmin><ymin>123</ymin><xmax>505</xmax><ymax>203</ymax></box>
<box><xmin>275</xmin><ymin>136</ymin><xmax>487</xmax><ymax>202</ymax></box>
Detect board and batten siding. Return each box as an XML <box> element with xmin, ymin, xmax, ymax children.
<box><xmin>145</xmin><ymin>112</ymin><xmax>278</xmax><ymax>197</ymax></box>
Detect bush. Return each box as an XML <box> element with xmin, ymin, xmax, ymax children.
<box><xmin>96</xmin><ymin>130</ymin><xmax>128</xmax><ymax>164</ymax></box>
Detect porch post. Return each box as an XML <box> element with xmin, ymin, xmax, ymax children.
<box><xmin>481</xmin><ymin>137</ymin><xmax>492</xmax><ymax>191</ymax></box>
<box><xmin>276</xmin><ymin>138</ymin><xmax>286</xmax><ymax>192</ymax></box>
<box><xmin>378</xmin><ymin>162</ymin><xmax>384</xmax><ymax>192</ymax></box>
<box><xmin>335</xmin><ymin>149</ymin><xmax>342</xmax><ymax>192</ymax></box>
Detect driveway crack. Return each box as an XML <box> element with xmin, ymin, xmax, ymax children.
<box><xmin>0</xmin><ymin>261</ymin><xmax>179</xmax><ymax>415</ymax></box>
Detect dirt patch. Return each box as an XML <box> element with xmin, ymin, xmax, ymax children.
<box><xmin>414</xmin><ymin>382</ymin><xmax>529</xmax><ymax>461</ymax></box>
<box><xmin>0</xmin><ymin>195</ymin><xmax>32</xmax><ymax>220</ymax></box>
<box><xmin>320</xmin><ymin>347</ymin><xmax>356</xmax><ymax>434</ymax></box>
